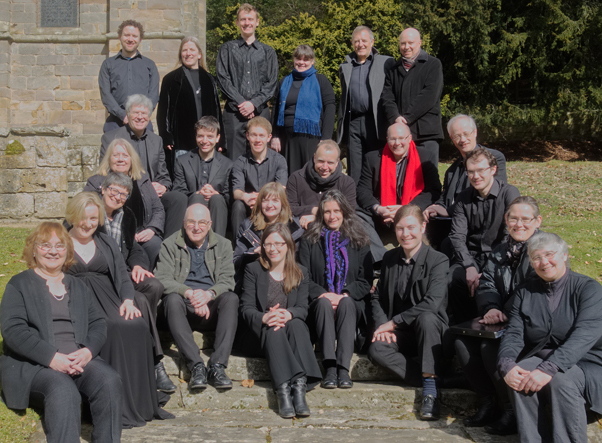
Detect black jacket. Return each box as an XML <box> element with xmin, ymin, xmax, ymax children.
<box><xmin>0</xmin><ymin>271</ymin><xmax>107</xmax><ymax>409</ymax></box>
<box><xmin>356</xmin><ymin>147</ymin><xmax>442</xmax><ymax>213</ymax></box>
<box><xmin>498</xmin><ymin>271</ymin><xmax>602</xmax><ymax>413</ymax></box>
<box><xmin>172</xmin><ymin>150</ymin><xmax>233</xmax><ymax>202</ymax></box>
<box><xmin>371</xmin><ymin>244</ymin><xmax>449</xmax><ymax>328</ymax></box>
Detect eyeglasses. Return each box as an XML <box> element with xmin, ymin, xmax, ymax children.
<box><xmin>111</xmin><ymin>152</ymin><xmax>130</xmax><ymax>160</ymax></box>
<box><xmin>451</xmin><ymin>129</ymin><xmax>475</xmax><ymax>143</ymax></box>
<box><xmin>507</xmin><ymin>216</ymin><xmax>536</xmax><ymax>226</ymax></box>
<box><xmin>466</xmin><ymin>166</ymin><xmax>491</xmax><ymax>177</ymax></box>
<box><xmin>106</xmin><ymin>186</ymin><xmax>130</xmax><ymax>201</ymax></box>
<box><xmin>387</xmin><ymin>134</ymin><xmax>411</xmax><ymax>144</ymax></box>
<box><xmin>263</xmin><ymin>241</ymin><xmax>286</xmax><ymax>250</ymax></box>
<box><xmin>531</xmin><ymin>250</ymin><xmax>558</xmax><ymax>264</ymax></box>
<box><xmin>36</xmin><ymin>243</ymin><xmax>67</xmax><ymax>252</ymax></box>
<box><xmin>185</xmin><ymin>219</ymin><xmax>211</xmax><ymax>229</ymax></box>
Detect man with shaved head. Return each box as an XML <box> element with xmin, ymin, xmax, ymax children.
<box><xmin>155</xmin><ymin>203</ymin><xmax>238</xmax><ymax>391</ymax></box>
<box><xmin>380</xmin><ymin>27</ymin><xmax>444</xmax><ymax>165</ymax></box>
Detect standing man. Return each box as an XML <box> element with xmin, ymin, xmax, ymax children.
<box><xmin>380</xmin><ymin>27</ymin><xmax>443</xmax><ymax>165</ymax></box>
<box><xmin>99</xmin><ymin>20</ymin><xmax>160</xmax><ymax>133</ymax></box>
<box><xmin>216</xmin><ymin>3</ymin><xmax>279</xmax><ymax>160</ymax></box>
<box><xmin>338</xmin><ymin>26</ymin><xmax>395</xmax><ymax>184</ymax></box>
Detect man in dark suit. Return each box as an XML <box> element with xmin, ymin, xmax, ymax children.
<box><xmin>380</xmin><ymin>27</ymin><xmax>443</xmax><ymax>166</ymax></box>
<box><xmin>172</xmin><ymin>116</ymin><xmax>233</xmax><ymax>237</ymax></box>
<box><xmin>101</xmin><ymin>93</ymin><xmax>187</xmax><ymax>238</ymax></box>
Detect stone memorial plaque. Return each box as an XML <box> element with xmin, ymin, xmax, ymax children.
<box><xmin>41</xmin><ymin>0</ymin><xmax>78</xmax><ymax>28</ymax></box>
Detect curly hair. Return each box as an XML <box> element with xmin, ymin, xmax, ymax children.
<box><xmin>117</xmin><ymin>20</ymin><xmax>144</xmax><ymax>39</ymax></box>
<box><xmin>22</xmin><ymin>222</ymin><xmax>76</xmax><ymax>271</ymax></box>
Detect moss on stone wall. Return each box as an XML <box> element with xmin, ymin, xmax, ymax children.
<box><xmin>5</xmin><ymin>140</ymin><xmax>25</xmax><ymax>155</ymax></box>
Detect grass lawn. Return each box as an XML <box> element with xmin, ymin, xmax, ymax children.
<box><xmin>0</xmin><ymin>160</ymin><xmax>600</xmax><ymax>441</ymax></box>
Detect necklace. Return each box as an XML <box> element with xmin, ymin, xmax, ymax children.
<box><xmin>35</xmin><ymin>269</ymin><xmax>67</xmax><ymax>301</ymax></box>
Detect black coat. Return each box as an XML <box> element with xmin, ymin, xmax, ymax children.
<box><xmin>371</xmin><ymin>244</ymin><xmax>449</xmax><ymax>328</ymax></box>
<box><xmin>298</xmin><ymin>237</ymin><xmax>372</xmax><ymax>324</ymax></box>
<box><xmin>172</xmin><ymin>150</ymin><xmax>233</xmax><ymax>201</ymax></box>
<box><xmin>0</xmin><ymin>270</ymin><xmax>107</xmax><ymax>409</ymax></box>
<box><xmin>498</xmin><ymin>271</ymin><xmax>602</xmax><ymax>413</ymax></box>
<box><xmin>157</xmin><ymin>66</ymin><xmax>224</xmax><ymax>152</ymax></box>
<box><xmin>356</xmin><ymin>147</ymin><xmax>442</xmax><ymax>213</ymax></box>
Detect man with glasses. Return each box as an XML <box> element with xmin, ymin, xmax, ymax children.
<box><xmin>155</xmin><ymin>203</ymin><xmax>238</xmax><ymax>391</ymax></box>
<box><xmin>447</xmin><ymin>148</ymin><xmax>520</xmax><ymax>324</ymax></box>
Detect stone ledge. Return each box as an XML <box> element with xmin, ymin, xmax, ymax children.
<box><xmin>1</xmin><ymin>126</ymin><xmax>70</xmax><ymax>137</ymax></box>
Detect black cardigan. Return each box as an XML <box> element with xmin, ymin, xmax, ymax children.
<box><xmin>0</xmin><ymin>270</ymin><xmax>107</xmax><ymax>409</ymax></box>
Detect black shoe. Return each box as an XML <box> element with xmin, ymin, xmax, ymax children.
<box><xmin>155</xmin><ymin>361</ymin><xmax>177</xmax><ymax>393</ymax></box>
<box><xmin>337</xmin><ymin>369</ymin><xmax>353</xmax><ymax>389</ymax></box>
<box><xmin>291</xmin><ymin>376</ymin><xmax>311</xmax><ymax>417</ymax></box>
<box><xmin>321</xmin><ymin>367</ymin><xmax>337</xmax><ymax>389</ymax></box>
<box><xmin>189</xmin><ymin>363</ymin><xmax>208</xmax><ymax>391</ymax></box>
<box><xmin>275</xmin><ymin>382</ymin><xmax>295</xmax><ymax>418</ymax></box>
<box><xmin>484</xmin><ymin>406</ymin><xmax>517</xmax><ymax>436</ymax></box>
<box><xmin>420</xmin><ymin>394</ymin><xmax>440</xmax><ymax>421</ymax></box>
<box><xmin>463</xmin><ymin>395</ymin><xmax>498</xmax><ymax>427</ymax></box>
<box><xmin>208</xmin><ymin>363</ymin><xmax>233</xmax><ymax>390</ymax></box>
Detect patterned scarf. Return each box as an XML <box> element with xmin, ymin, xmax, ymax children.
<box><xmin>104</xmin><ymin>208</ymin><xmax>124</xmax><ymax>251</ymax></box>
<box><xmin>322</xmin><ymin>228</ymin><xmax>349</xmax><ymax>294</ymax></box>
<box><xmin>504</xmin><ymin>228</ymin><xmax>539</xmax><ymax>270</ymax></box>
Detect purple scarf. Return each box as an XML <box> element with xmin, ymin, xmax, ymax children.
<box><xmin>322</xmin><ymin>228</ymin><xmax>349</xmax><ymax>294</ymax></box>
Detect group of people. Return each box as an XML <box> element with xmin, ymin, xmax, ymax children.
<box><xmin>0</xmin><ymin>4</ymin><xmax>600</xmax><ymax>443</ymax></box>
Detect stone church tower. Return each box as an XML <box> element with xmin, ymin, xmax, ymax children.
<box><xmin>0</xmin><ymin>0</ymin><xmax>206</xmax><ymax>220</ymax></box>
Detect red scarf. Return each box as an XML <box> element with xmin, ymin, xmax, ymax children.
<box><xmin>380</xmin><ymin>141</ymin><xmax>424</xmax><ymax>206</ymax></box>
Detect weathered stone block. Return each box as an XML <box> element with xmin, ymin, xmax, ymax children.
<box><xmin>28</xmin><ymin>76</ymin><xmax>60</xmax><ymax>91</ymax></box>
<box><xmin>55</xmin><ymin>90</ymin><xmax>85</xmax><ymax>101</ymax></box>
<box><xmin>9</xmin><ymin>76</ymin><xmax>27</xmax><ymax>90</ymax></box>
<box><xmin>46</xmin><ymin>110</ymin><xmax>72</xmax><ymax>125</ymax></box>
<box><xmin>72</xmin><ymin>110</ymin><xmax>97</xmax><ymax>124</ymax></box>
<box><xmin>0</xmin><ymin>168</ymin><xmax>66</xmax><ymax>193</ymax></box>
<box><xmin>70</xmin><ymin>77</ymin><xmax>96</xmax><ymax>90</ymax></box>
<box><xmin>0</xmin><ymin>194</ymin><xmax>34</xmax><ymax>219</ymax></box>
<box><xmin>55</xmin><ymin>65</ymin><xmax>84</xmax><ymax>76</ymax></box>
<box><xmin>12</xmin><ymin>90</ymin><xmax>36</xmax><ymax>101</ymax></box>
<box><xmin>0</xmin><ymin>151</ymin><xmax>36</xmax><ymax>169</ymax></box>
<box><xmin>82</xmin><ymin>164</ymin><xmax>97</xmax><ymax>180</ymax></box>
<box><xmin>32</xmin><ymin>66</ymin><xmax>54</xmax><ymax>77</ymax></box>
<box><xmin>81</xmin><ymin>146</ymin><xmax>100</xmax><ymax>165</ymax></box>
<box><xmin>11</xmin><ymin>100</ymin><xmax>42</xmax><ymax>112</ymax></box>
<box><xmin>11</xmin><ymin>64</ymin><xmax>32</xmax><ymax>77</ymax></box>
<box><xmin>63</xmin><ymin>101</ymin><xmax>83</xmax><ymax>111</ymax></box>
<box><xmin>67</xmin><ymin>165</ymin><xmax>83</xmax><ymax>182</ymax></box>
<box><xmin>83</xmin><ymin>124</ymin><xmax>104</xmax><ymax>134</ymax></box>
<box><xmin>35</xmin><ymin>90</ymin><xmax>56</xmax><ymax>101</ymax></box>
<box><xmin>80</xmin><ymin>43</ymin><xmax>105</xmax><ymax>55</ymax></box>
<box><xmin>10</xmin><ymin>110</ymin><xmax>37</xmax><ymax>125</ymax></box>
<box><xmin>84</xmin><ymin>65</ymin><xmax>100</xmax><ymax>76</ymax></box>
<box><xmin>37</xmin><ymin>55</ymin><xmax>64</xmax><ymax>66</ymax></box>
<box><xmin>34</xmin><ymin>192</ymin><xmax>68</xmax><ymax>218</ymax></box>
<box><xmin>17</xmin><ymin>44</ymin><xmax>54</xmax><ymax>56</ymax></box>
<box><xmin>55</xmin><ymin>44</ymin><xmax>80</xmax><ymax>55</ymax></box>
<box><xmin>67</xmin><ymin>149</ymin><xmax>81</xmax><ymax>166</ymax></box>
<box><xmin>35</xmin><ymin>139</ymin><xmax>68</xmax><ymax>167</ymax></box>
<box><xmin>68</xmin><ymin>181</ymin><xmax>86</xmax><ymax>197</ymax></box>
<box><xmin>71</xmin><ymin>134</ymin><xmax>102</xmax><ymax>146</ymax></box>
<box><xmin>65</xmin><ymin>55</ymin><xmax>93</xmax><ymax>65</ymax></box>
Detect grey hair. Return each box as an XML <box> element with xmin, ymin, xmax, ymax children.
<box><xmin>125</xmin><ymin>94</ymin><xmax>153</xmax><ymax>115</ymax></box>
<box><xmin>351</xmin><ymin>26</ymin><xmax>374</xmax><ymax>41</ymax></box>
<box><xmin>293</xmin><ymin>44</ymin><xmax>315</xmax><ymax>60</ymax></box>
<box><xmin>446</xmin><ymin>114</ymin><xmax>477</xmax><ymax>135</ymax></box>
<box><xmin>505</xmin><ymin>196</ymin><xmax>540</xmax><ymax>218</ymax></box>
<box><xmin>315</xmin><ymin>139</ymin><xmax>341</xmax><ymax>158</ymax></box>
<box><xmin>528</xmin><ymin>232</ymin><xmax>569</xmax><ymax>262</ymax></box>
<box><xmin>101</xmin><ymin>171</ymin><xmax>133</xmax><ymax>194</ymax></box>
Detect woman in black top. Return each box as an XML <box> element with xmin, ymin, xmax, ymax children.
<box><xmin>299</xmin><ymin>189</ymin><xmax>372</xmax><ymax>389</ymax></box>
<box><xmin>0</xmin><ymin>222</ymin><xmax>122</xmax><ymax>442</ymax></box>
<box><xmin>157</xmin><ymin>36</ymin><xmax>224</xmax><ymax>177</ymax></box>
<box><xmin>455</xmin><ymin>196</ymin><xmax>542</xmax><ymax>435</ymax></box>
<box><xmin>271</xmin><ymin>45</ymin><xmax>336</xmax><ymax>173</ymax></box>
<box><xmin>240</xmin><ymin>223</ymin><xmax>321</xmax><ymax>418</ymax></box>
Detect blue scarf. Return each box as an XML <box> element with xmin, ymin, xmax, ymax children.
<box><xmin>276</xmin><ymin>66</ymin><xmax>322</xmax><ymax>137</ymax></box>
<box><xmin>321</xmin><ymin>228</ymin><xmax>349</xmax><ymax>294</ymax></box>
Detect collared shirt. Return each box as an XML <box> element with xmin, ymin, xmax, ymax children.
<box><xmin>104</xmin><ymin>209</ymin><xmax>124</xmax><ymax>250</ymax></box>
<box><xmin>98</xmin><ymin>51</ymin><xmax>160</xmax><ymax>121</ymax></box>
<box><xmin>184</xmin><ymin>239</ymin><xmax>214</xmax><ymax>290</ymax></box>
<box><xmin>396</xmin><ymin>156</ymin><xmax>408</xmax><ymax>204</ymax></box>
<box><xmin>191</xmin><ymin>152</ymin><xmax>214</xmax><ymax>187</ymax></box>
<box><xmin>349</xmin><ymin>52</ymin><xmax>373</xmax><ymax>114</ymax></box>
<box><xmin>392</xmin><ymin>250</ymin><xmax>418</xmax><ymax>325</ymax></box>
<box><xmin>231</xmin><ymin>149</ymin><xmax>288</xmax><ymax>193</ymax></box>
<box><xmin>216</xmin><ymin>38</ymin><xmax>279</xmax><ymax>112</ymax></box>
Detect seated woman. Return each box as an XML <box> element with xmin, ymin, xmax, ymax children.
<box><xmin>0</xmin><ymin>222</ymin><xmax>122</xmax><ymax>442</ymax></box>
<box><xmin>85</xmin><ymin>138</ymin><xmax>165</xmax><ymax>267</ymax></box>
<box><xmin>233</xmin><ymin>182</ymin><xmax>303</xmax><ymax>289</ymax></box>
<box><xmin>368</xmin><ymin>205</ymin><xmax>449</xmax><ymax>421</ymax></box>
<box><xmin>498</xmin><ymin>232</ymin><xmax>602</xmax><ymax>443</ymax></box>
<box><xmin>240</xmin><ymin>223</ymin><xmax>321</xmax><ymax>418</ymax></box>
<box><xmin>299</xmin><ymin>189</ymin><xmax>372</xmax><ymax>389</ymax></box>
<box><xmin>455</xmin><ymin>196</ymin><xmax>542</xmax><ymax>435</ymax></box>
<box><xmin>65</xmin><ymin>192</ymin><xmax>173</xmax><ymax>428</ymax></box>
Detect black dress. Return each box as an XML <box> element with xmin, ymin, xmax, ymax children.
<box><xmin>68</xmin><ymin>249</ymin><xmax>173</xmax><ymax>428</ymax></box>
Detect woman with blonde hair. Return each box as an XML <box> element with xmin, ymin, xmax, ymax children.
<box><xmin>157</xmin><ymin>36</ymin><xmax>224</xmax><ymax>176</ymax></box>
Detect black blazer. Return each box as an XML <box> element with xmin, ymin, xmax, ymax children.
<box><xmin>298</xmin><ymin>237</ymin><xmax>372</xmax><ymax>323</ymax></box>
<box><xmin>371</xmin><ymin>244</ymin><xmax>449</xmax><ymax>328</ymax></box>
<box><xmin>356</xmin><ymin>147</ymin><xmax>442</xmax><ymax>213</ymax></box>
<box><xmin>172</xmin><ymin>150</ymin><xmax>233</xmax><ymax>202</ymax></box>
<box><xmin>0</xmin><ymin>270</ymin><xmax>107</xmax><ymax>409</ymax></box>
<box><xmin>240</xmin><ymin>261</ymin><xmax>310</xmax><ymax>338</ymax></box>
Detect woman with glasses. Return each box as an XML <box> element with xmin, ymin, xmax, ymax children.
<box><xmin>240</xmin><ymin>223</ymin><xmax>321</xmax><ymax>418</ymax></box>
<box><xmin>64</xmin><ymin>192</ymin><xmax>173</xmax><ymax>428</ymax></box>
<box><xmin>498</xmin><ymin>232</ymin><xmax>602</xmax><ymax>443</ymax></box>
<box><xmin>0</xmin><ymin>222</ymin><xmax>122</xmax><ymax>442</ymax></box>
<box><xmin>85</xmin><ymin>138</ymin><xmax>165</xmax><ymax>267</ymax></box>
<box><xmin>456</xmin><ymin>196</ymin><xmax>542</xmax><ymax>435</ymax></box>
<box><xmin>299</xmin><ymin>189</ymin><xmax>372</xmax><ymax>389</ymax></box>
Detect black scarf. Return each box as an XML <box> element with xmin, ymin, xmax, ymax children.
<box><xmin>305</xmin><ymin>158</ymin><xmax>343</xmax><ymax>193</ymax></box>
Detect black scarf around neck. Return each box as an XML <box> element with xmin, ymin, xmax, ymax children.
<box><xmin>305</xmin><ymin>159</ymin><xmax>343</xmax><ymax>193</ymax></box>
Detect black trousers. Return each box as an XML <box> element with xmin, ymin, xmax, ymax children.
<box><xmin>510</xmin><ymin>356</ymin><xmax>587</xmax><ymax>443</ymax></box>
<box><xmin>162</xmin><ymin>292</ymin><xmax>238</xmax><ymax>370</ymax></box>
<box><xmin>279</xmin><ymin>126</ymin><xmax>321</xmax><ymax>175</ymax></box>
<box><xmin>133</xmin><ymin>279</ymin><xmax>165</xmax><ymax>359</ymax></box>
<box><xmin>415</xmin><ymin>139</ymin><xmax>439</xmax><ymax>169</ymax></box>
<box><xmin>223</xmin><ymin>106</ymin><xmax>271</xmax><ymax>161</ymax></box>
<box><xmin>447</xmin><ymin>263</ymin><xmax>479</xmax><ymax>325</ymax></box>
<box><xmin>230</xmin><ymin>199</ymin><xmax>252</xmax><ymax>240</ymax></box>
<box><xmin>308</xmin><ymin>296</ymin><xmax>358</xmax><ymax>371</ymax></box>
<box><xmin>346</xmin><ymin>113</ymin><xmax>383</xmax><ymax>184</ymax></box>
<box><xmin>29</xmin><ymin>358</ymin><xmax>122</xmax><ymax>443</ymax></box>
<box><xmin>368</xmin><ymin>312</ymin><xmax>445</xmax><ymax>386</ymax></box>
<box><xmin>161</xmin><ymin>191</ymin><xmax>188</xmax><ymax>238</ymax></box>
<box><xmin>188</xmin><ymin>193</ymin><xmax>229</xmax><ymax>237</ymax></box>
<box><xmin>140</xmin><ymin>235</ymin><xmax>163</xmax><ymax>273</ymax></box>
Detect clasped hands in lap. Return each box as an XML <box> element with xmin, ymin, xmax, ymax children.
<box><xmin>262</xmin><ymin>303</ymin><xmax>292</xmax><ymax>331</ymax></box>
<box><xmin>504</xmin><ymin>366</ymin><xmax>552</xmax><ymax>394</ymax></box>
<box><xmin>49</xmin><ymin>348</ymin><xmax>93</xmax><ymax>376</ymax></box>
<box><xmin>186</xmin><ymin>288</ymin><xmax>214</xmax><ymax>319</ymax></box>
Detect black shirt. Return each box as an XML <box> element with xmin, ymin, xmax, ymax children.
<box><xmin>392</xmin><ymin>251</ymin><xmax>417</xmax><ymax>325</ymax></box>
<box><xmin>231</xmin><ymin>148</ymin><xmax>288</xmax><ymax>194</ymax></box>
<box><xmin>191</xmin><ymin>152</ymin><xmax>214</xmax><ymax>187</ymax></box>
<box><xmin>184</xmin><ymin>239</ymin><xmax>214</xmax><ymax>290</ymax></box>
<box><xmin>350</xmin><ymin>53</ymin><xmax>373</xmax><ymax>114</ymax></box>
<box><xmin>396</xmin><ymin>157</ymin><xmax>408</xmax><ymax>205</ymax></box>
<box><xmin>49</xmin><ymin>289</ymin><xmax>78</xmax><ymax>354</ymax></box>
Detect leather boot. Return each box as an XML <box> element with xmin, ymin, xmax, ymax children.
<box><xmin>463</xmin><ymin>395</ymin><xmax>499</xmax><ymax>427</ymax></box>
<box><xmin>275</xmin><ymin>381</ymin><xmax>295</xmax><ymax>418</ymax></box>
<box><xmin>484</xmin><ymin>403</ymin><xmax>518</xmax><ymax>435</ymax></box>
<box><xmin>290</xmin><ymin>376</ymin><xmax>311</xmax><ymax>417</ymax></box>
<box><xmin>155</xmin><ymin>361</ymin><xmax>177</xmax><ymax>393</ymax></box>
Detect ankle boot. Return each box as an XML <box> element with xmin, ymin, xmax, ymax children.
<box><xmin>463</xmin><ymin>395</ymin><xmax>498</xmax><ymax>427</ymax></box>
<box><xmin>484</xmin><ymin>404</ymin><xmax>517</xmax><ymax>435</ymax></box>
<box><xmin>275</xmin><ymin>381</ymin><xmax>295</xmax><ymax>418</ymax></box>
<box><xmin>290</xmin><ymin>376</ymin><xmax>311</xmax><ymax>417</ymax></box>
